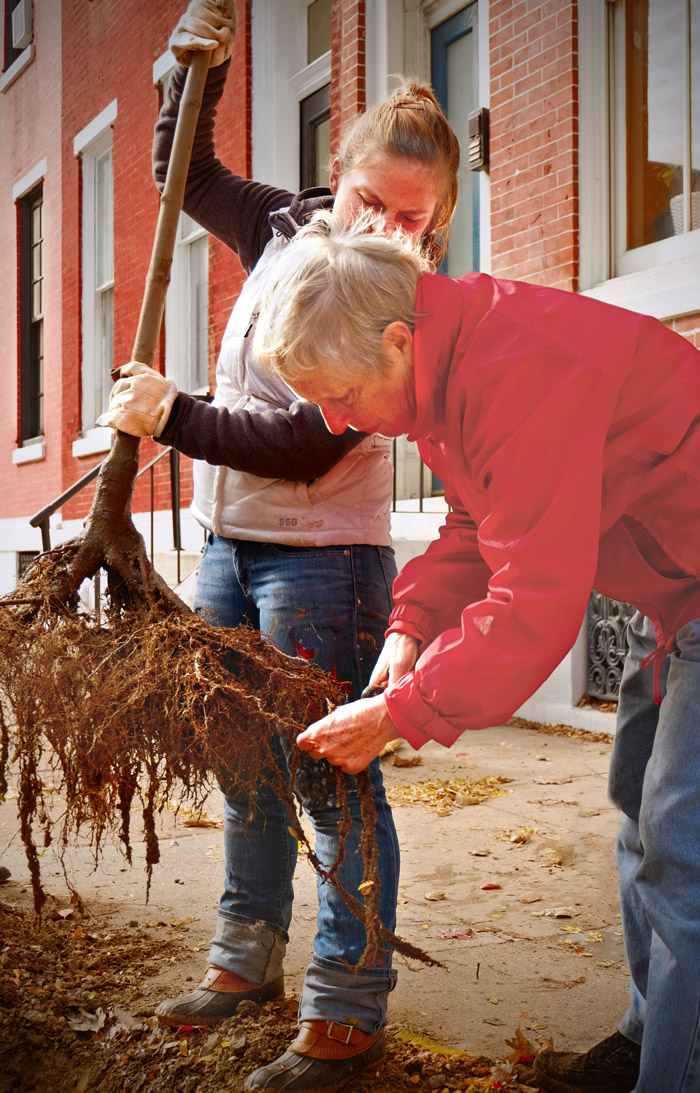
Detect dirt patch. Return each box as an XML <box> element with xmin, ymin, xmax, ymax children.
<box><xmin>0</xmin><ymin>898</ymin><xmax>544</xmax><ymax>1092</ymax></box>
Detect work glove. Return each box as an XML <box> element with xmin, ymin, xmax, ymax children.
<box><xmin>97</xmin><ymin>362</ymin><xmax>178</xmax><ymax>438</ymax></box>
<box><xmin>170</xmin><ymin>0</ymin><xmax>237</xmax><ymax>68</ymax></box>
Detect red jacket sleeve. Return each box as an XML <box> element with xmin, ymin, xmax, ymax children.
<box><xmin>385</xmin><ymin>349</ymin><xmax>617</xmax><ymax>750</ymax></box>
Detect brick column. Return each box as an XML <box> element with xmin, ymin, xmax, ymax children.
<box><xmin>330</xmin><ymin>0</ymin><xmax>366</xmax><ymax>152</ymax></box>
<box><xmin>489</xmin><ymin>0</ymin><xmax>579</xmax><ymax>289</ymax></box>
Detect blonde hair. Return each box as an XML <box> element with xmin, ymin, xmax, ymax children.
<box><xmin>336</xmin><ymin>77</ymin><xmax>460</xmax><ymax>267</ymax></box>
<box><xmin>254</xmin><ymin>211</ymin><xmax>429</xmax><ymax>387</ymax></box>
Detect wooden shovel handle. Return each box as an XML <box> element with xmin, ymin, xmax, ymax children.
<box><xmin>118</xmin><ymin>49</ymin><xmax>211</xmax><ymax>376</ymax></box>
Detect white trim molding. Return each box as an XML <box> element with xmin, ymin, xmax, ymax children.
<box><xmin>0</xmin><ymin>43</ymin><xmax>33</xmax><ymax>93</ymax></box>
<box><xmin>12</xmin><ymin>438</ymin><xmax>45</xmax><ymax>465</ymax></box>
<box><xmin>73</xmin><ymin>100</ymin><xmax>118</xmax><ymax>156</ymax></box>
<box><xmin>12</xmin><ymin>157</ymin><xmax>46</xmax><ymax>201</ymax></box>
<box><xmin>72</xmin><ymin>427</ymin><xmax>113</xmax><ymax>459</ymax></box>
<box><xmin>153</xmin><ymin>49</ymin><xmax>175</xmax><ymax>86</ymax></box>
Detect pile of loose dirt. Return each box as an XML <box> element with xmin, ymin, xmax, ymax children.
<box><xmin>0</xmin><ymin>899</ymin><xmax>543</xmax><ymax>1092</ymax></box>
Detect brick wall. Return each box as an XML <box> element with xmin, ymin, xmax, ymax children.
<box><xmin>0</xmin><ymin>0</ymin><xmax>63</xmax><ymax>521</ymax></box>
<box><xmin>331</xmin><ymin>0</ymin><xmax>366</xmax><ymax>151</ymax></box>
<box><xmin>490</xmin><ymin>0</ymin><xmax>579</xmax><ymax>289</ymax></box>
<box><xmin>59</xmin><ymin>0</ymin><xmax>251</xmax><ymax>523</ymax></box>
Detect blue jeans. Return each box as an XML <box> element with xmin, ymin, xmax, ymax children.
<box><xmin>194</xmin><ymin>534</ymin><xmax>400</xmax><ymax>1033</ymax></box>
<box><xmin>610</xmin><ymin>613</ymin><xmax>700</xmax><ymax>1092</ymax></box>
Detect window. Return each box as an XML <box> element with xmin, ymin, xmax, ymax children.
<box><xmin>300</xmin><ymin>83</ymin><xmax>330</xmax><ymax>188</ymax></box>
<box><xmin>251</xmin><ymin>0</ymin><xmax>331</xmax><ymax>191</ymax></box>
<box><xmin>18</xmin><ymin>184</ymin><xmax>43</xmax><ymax>442</ymax></box>
<box><xmin>78</xmin><ymin>128</ymin><xmax>114</xmax><ymax>435</ymax></box>
<box><xmin>614</xmin><ymin>0</ymin><xmax>699</xmax><ymax>268</ymax></box>
<box><xmin>307</xmin><ymin>0</ymin><xmax>331</xmax><ymax>63</ymax></box>
<box><xmin>579</xmin><ymin>0</ymin><xmax>700</xmax><ymax>315</ymax></box>
<box><xmin>165</xmin><ymin>212</ymin><xmax>209</xmax><ymax>394</ymax></box>
<box><xmin>4</xmin><ymin>0</ymin><xmax>30</xmax><ymax>71</ymax></box>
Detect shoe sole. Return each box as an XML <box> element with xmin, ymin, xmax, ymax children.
<box><xmin>244</xmin><ymin>1038</ymin><xmax>386</xmax><ymax>1093</ymax></box>
<box><xmin>533</xmin><ymin>1062</ymin><xmax>638</xmax><ymax>1093</ymax></box>
<box><xmin>156</xmin><ymin>978</ymin><xmax>285</xmax><ymax>1028</ymax></box>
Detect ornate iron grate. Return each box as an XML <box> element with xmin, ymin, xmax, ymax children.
<box><xmin>586</xmin><ymin>591</ymin><xmax>635</xmax><ymax>700</ymax></box>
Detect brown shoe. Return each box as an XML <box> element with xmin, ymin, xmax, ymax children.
<box><xmin>533</xmin><ymin>1030</ymin><xmax>641</xmax><ymax>1093</ymax></box>
<box><xmin>155</xmin><ymin>966</ymin><xmax>284</xmax><ymax>1028</ymax></box>
<box><xmin>243</xmin><ymin>1020</ymin><xmax>386</xmax><ymax>1092</ymax></box>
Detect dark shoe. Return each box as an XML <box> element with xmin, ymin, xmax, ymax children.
<box><xmin>155</xmin><ymin>966</ymin><xmax>284</xmax><ymax>1028</ymax></box>
<box><xmin>0</xmin><ymin>866</ymin><xmax>10</xmax><ymax>884</ymax></box>
<box><xmin>244</xmin><ymin>1020</ymin><xmax>386</xmax><ymax>1092</ymax></box>
<box><xmin>533</xmin><ymin>1030</ymin><xmax>641</xmax><ymax>1093</ymax></box>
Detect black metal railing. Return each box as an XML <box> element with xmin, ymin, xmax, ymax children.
<box><xmin>29</xmin><ymin>445</ymin><xmax>185</xmax><ymax>584</ymax></box>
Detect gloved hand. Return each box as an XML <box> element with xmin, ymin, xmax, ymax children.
<box><xmin>170</xmin><ymin>0</ymin><xmax>237</xmax><ymax>68</ymax></box>
<box><xmin>97</xmin><ymin>362</ymin><xmax>178</xmax><ymax>438</ymax></box>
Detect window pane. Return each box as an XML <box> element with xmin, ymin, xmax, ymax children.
<box><xmin>99</xmin><ymin>286</ymin><xmax>114</xmax><ymax>413</ymax></box>
<box><xmin>627</xmin><ymin>0</ymin><xmax>685</xmax><ymax>246</ymax></box>
<box><xmin>96</xmin><ymin>149</ymin><xmax>114</xmax><ymax>285</ymax></box>
<box><xmin>315</xmin><ymin>116</ymin><xmax>330</xmax><ymax>188</ymax></box>
<box><xmin>307</xmin><ymin>0</ymin><xmax>331</xmax><ymax>64</ymax></box>
<box><xmin>189</xmin><ymin>235</ymin><xmax>209</xmax><ymax>391</ymax></box>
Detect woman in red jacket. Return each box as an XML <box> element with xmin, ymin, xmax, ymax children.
<box><xmin>252</xmin><ymin>213</ymin><xmax>700</xmax><ymax>1093</ymax></box>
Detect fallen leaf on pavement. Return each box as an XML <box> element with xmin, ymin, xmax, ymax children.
<box><xmin>439</xmin><ymin>926</ymin><xmax>474</xmax><ymax>940</ymax></box>
<box><xmin>425</xmin><ymin>890</ymin><xmax>446</xmax><ymax>901</ymax></box>
<box><xmin>393</xmin><ymin>755</ymin><xmax>423</xmax><ymax>768</ymax></box>
<box><xmin>532</xmin><ymin>907</ymin><xmax>576</xmax><ymax>918</ymax></box>
<box><xmin>505</xmin><ymin>1025</ymin><xmax>537</xmax><ymax>1065</ymax></box>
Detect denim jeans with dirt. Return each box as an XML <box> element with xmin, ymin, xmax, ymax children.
<box><xmin>195</xmin><ymin>534</ymin><xmax>401</xmax><ymax>1034</ymax></box>
<box><xmin>610</xmin><ymin>612</ymin><xmax>700</xmax><ymax>1092</ymax></box>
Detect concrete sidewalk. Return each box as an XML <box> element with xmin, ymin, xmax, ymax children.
<box><xmin>0</xmin><ymin>719</ymin><xmax>629</xmax><ymax>1062</ymax></box>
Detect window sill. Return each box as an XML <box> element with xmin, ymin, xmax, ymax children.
<box><xmin>72</xmin><ymin>427</ymin><xmax>113</xmax><ymax>459</ymax></box>
<box><xmin>582</xmin><ymin>252</ymin><xmax>700</xmax><ymax>321</ymax></box>
<box><xmin>0</xmin><ymin>44</ymin><xmax>34</xmax><ymax>93</ymax></box>
<box><xmin>13</xmin><ymin>438</ymin><xmax>45</xmax><ymax>465</ymax></box>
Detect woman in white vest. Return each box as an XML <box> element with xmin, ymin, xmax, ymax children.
<box><xmin>101</xmin><ymin>3</ymin><xmax>460</xmax><ymax>1090</ymax></box>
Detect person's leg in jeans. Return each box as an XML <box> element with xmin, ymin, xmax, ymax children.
<box><xmin>195</xmin><ymin>534</ymin><xmax>295</xmax><ymax>988</ymax></box>
<box><xmin>535</xmin><ymin>614</ymin><xmax>700</xmax><ymax>1093</ymax></box>
<box><xmin>611</xmin><ymin>615</ymin><xmax>700</xmax><ymax>1092</ymax></box>
<box><xmin>243</xmin><ymin>541</ymin><xmax>401</xmax><ymax>1033</ymax></box>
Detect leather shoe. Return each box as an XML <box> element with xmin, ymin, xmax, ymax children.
<box><xmin>533</xmin><ymin>1029</ymin><xmax>641</xmax><ymax>1092</ymax></box>
<box><xmin>244</xmin><ymin>1020</ymin><xmax>386</xmax><ymax>1091</ymax></box>
<box><xmin>156</xmin><ymin>966</ymin><xmax>284</xmax><ymax>1028</ymax></box>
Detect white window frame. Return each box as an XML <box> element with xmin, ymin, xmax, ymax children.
<box><xmin>165</xmin><ymin>213</ymin><xmax>210</xmax><ymax>394</ymax></box>
<box><xmin>579</xmin><ymin>0</ymin><xmax>700</xmax><ymax>320</ymax></box>
<box><xmin>155</xmin><ymin>54</ymin><xmax>211</xmax><ymax>395</ymax></box>
<box><xmin>252</xmin><ymin>0</ymin><xmax>331</xmax><ymax>190</ymax></box>
<box><xmin>73</xmin><ymin>101</ymin><xmax>117</xmax><ymax>456</ymax></box>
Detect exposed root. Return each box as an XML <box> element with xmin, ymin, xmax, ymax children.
<box><xmin>0</xmin><ymin>512</ymin><xmax>440</xmax><ymax>969</ymax></box>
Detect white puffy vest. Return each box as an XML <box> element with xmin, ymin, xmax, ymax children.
<box><xmin>190</xmin><ymin>231</ymin><xmax>393</xmax><ymax>546</ymax></box>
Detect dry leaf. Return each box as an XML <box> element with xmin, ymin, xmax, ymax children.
<box><xmin>357</xmin><ymin>880</ymin><xmax>375</xmax><ymax>894</ymax></box>
<box><xmin>532</xmin><ymin>907</ymin><xmax>576</xmax><ymax>918</ymax></box>
<box><xmin>518</xmin><ymin>892</ymin><xmax>542</xmax><ymax>904</ymax></box>
<box><xmin>67</xmin><ymin>1007</ymin><xmax>107</xmax><ymax>1033</ymax></box>
<box><xmin>425</xmin><ymin>890</ymin><xmax>446</xmax><ymax>901</ymax></box>
<box><xmin>505</xmin><ymin>1025</ymin><xmax>537</xmax><ymax>1065</ymax></box>
<box><xmin>393</xmin><ymin>754</ymin><xmax>422</xmax><ymax>768</ymax></box>
<box><xmin>439</xmin><ymin>926</ymin><xmax>474</xmax><ymax>940</ymax></box>
<box><xmin>481</xmin><ymin>883</ymin><xmax>502</xmax><ymax>890</ymax></box>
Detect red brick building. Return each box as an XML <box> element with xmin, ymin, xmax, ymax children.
<box><xmin>1</xmin><ymin>0</ymin><xmax>698</xmax><ymax>729</ymax></box>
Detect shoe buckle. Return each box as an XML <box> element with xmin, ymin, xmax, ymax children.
<box><xmin>326</xmin><ymin>1021</ymin><xmax>354</xmax><ymax>1045</ymax></box>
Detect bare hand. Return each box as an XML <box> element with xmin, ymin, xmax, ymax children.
<box><xmin>368</xmin><ymin>631</ymin><xmax>419</xmax><ymax>690</ymax></box>
<box><xmin>296</xmin><ymin>694</ymin><xmax>400</xmax><ymax>774</ymax></box>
